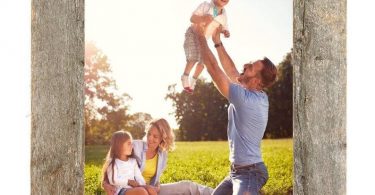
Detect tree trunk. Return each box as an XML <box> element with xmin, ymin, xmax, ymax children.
<box><xmin>31</xmin><ymin>0</ymin><xmax>84</xmax><ymax>194</ymax></box>
<box><xmin>293</xmin><ymin>0</ymin><xmax>346</xmax><ymax>194</ymax></box>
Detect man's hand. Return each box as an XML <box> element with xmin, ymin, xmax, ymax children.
<box><xmin>201</xmin><ymin>14</ymin><xmax>214</xmax><ymax>25</ymax></box>
<box><xmin>222</xmin><ymin>30</ymin><xmax>230</xmax><ymax>38</ymax></box>
<box><xmin>193</xmin><ymin>23</ymin><xmax>206</xmax><ymax>38</ymax></box>
<box><xmin>128</xmin><ymin>180</ymin><xmax>140</xmax><ymax>187</ymax></box>
<box><xmin>103</xmin><ymin>182</ymin><xmax>116</xmax><ymax>195</ymax></box>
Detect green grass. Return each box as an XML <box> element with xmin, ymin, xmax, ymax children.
<box><xmin>85</xmin><ymin>139</ymin><xmax>293</xmax><ymax>195</ymax></box>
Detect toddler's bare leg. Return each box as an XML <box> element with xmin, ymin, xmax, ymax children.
<box><xmin>192</xmin><ymin>63</ymin><xmax>204</xmax><ymax>79</ymax></box>
<box><xmin>183</xmin><ymin>61</ymin><xmax>197</xmax><ymax>76</ymax></box>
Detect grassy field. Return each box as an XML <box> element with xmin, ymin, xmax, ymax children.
<box><xmin>85</xmin><ymin>139</ymin><xmax>293</xmax><ymax>195</ymax></box>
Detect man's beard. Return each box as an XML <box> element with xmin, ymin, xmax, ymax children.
<box><xmin>238</xmin><ymin>74</ymin><xmax>251</xmax><ymax>84</ymax></box>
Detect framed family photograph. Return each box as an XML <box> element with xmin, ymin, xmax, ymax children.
<box><xmin>30</xmin><ymin>0</ymin><xmax>346</xmax><ymax>194</ymax></box>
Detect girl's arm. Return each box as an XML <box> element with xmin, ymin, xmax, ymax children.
<box><xmin>134</xmin><ymin>159</ymin><xmax>146</xmax><ymax>185</ymax></box>
<box><xmin>107</xmin><ymin>162</ymin><xmax>129</xmax><ymax>187</ymax></box>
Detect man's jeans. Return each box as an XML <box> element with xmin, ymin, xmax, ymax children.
<box><xmin>212</xmin><ymin>162</ymin><xmax>269</xmax><ymax>195</ymax></box>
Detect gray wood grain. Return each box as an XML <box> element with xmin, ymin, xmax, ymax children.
<box><xmin>31</xmin><ymin>0</ymin><xmax>84</xmax><ymax>194</ymax></box>
<box><xmin>293</xmin><ymin>0</ymin><xmax>346</xmax><ymax>194</ymax></box>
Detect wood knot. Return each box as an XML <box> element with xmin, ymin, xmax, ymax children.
<box><xmin>314</xmin><ymin>56</ymin><xmax>323</xmax><ymax>61</ymax></box>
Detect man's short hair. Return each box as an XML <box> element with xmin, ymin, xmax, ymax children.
<box><xmin>260</xmin><ymin>57</ymin><xmax>277</xmax><ymax>88</ymax></box>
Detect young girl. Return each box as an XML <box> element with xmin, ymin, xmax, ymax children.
<box><xmin>102</xmin><ymin>130</ymin><xmax>154</xmax><ymax>195</ymax></box>
<box><xmin>181</xmin><ymin>0</ymin><xmax>230</xmax><ymax>93</ymax></box>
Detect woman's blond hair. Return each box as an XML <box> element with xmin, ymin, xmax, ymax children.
<box><xmin>144</xmin><ymin>118</ymin><xmax>175</xmax><ymax>152</ymax></box>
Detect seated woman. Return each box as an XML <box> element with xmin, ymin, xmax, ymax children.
<box><xmin>102</xmin><ymin>118</ymin><xmax>213</xmax><ymax>195</ymax></box>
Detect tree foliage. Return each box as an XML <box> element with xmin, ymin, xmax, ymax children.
<box><xmin>85</xmin><ymin>42</ymin><xmax>132</xmax><ymax>144</ymax></box>
<box><xmin>166</xmin><ymin>79</ymin><xmax>229</xmax><ymax>141</ymax></box>
<box><xmin>264</xmin><ymin>52</ymin><xmax>293</xmax><ymax>138</ymax></box>
<box><xmin>84</xmin><ymin>42</ymin><xmax>154</xmax><ymax>144</ymax></box>
<box><xmin>127</xmin><ymin>112</ymin><xmax>153</xmax><ymax>139</ymax></box>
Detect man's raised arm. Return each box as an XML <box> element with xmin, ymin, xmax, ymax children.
<box><xmin>212</xmin><ymin>28</ymin><xmax>240</xmax><ymax>83</ymax></box>
<box><xmin>195</xmin><ymin>27</ymin><xmax>231</xmax><ymax>99</ymax></box>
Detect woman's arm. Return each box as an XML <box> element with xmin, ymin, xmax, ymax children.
<box><xmin>102</xmin><ymin>171</ymin><xmax>116</xmax><ymax>195</ymax></box>
<box><xmin>145</xmin><ymin>185</ymin><xmax>158</xmax><ymax>195</ymax></box>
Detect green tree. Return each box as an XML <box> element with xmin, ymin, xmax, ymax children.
<box><xmin>85</xmin><ymin>42</ymin><xmax>132</xmax><ymax>144</ymax></box>
<box><xmin>265</xmin><ymin>52</ymin><xmax>293</xmax><ymax>138</ymax></box>
<box><xmin>166</xmin><ymin>79</ymin><xmax>229</xmax><ymax>141</ymax></box>
<box><xmin>128</xmin><ymin>112</ymin><xmax>153</xmax><ymax>139</ymax></box>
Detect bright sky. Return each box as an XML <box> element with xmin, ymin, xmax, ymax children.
<box><xmin>86</xmin><ymin>0</ymin><xmax>292</xmax><ymax>128</ymax></box>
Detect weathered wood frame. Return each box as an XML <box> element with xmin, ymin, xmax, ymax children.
<box><xmin>293</xmin><ymin>0</ymin><xmax>346</xmax><ymax>194</ymax></box>
<box><xmin>31</xmin><ymin>0</ymin><xmax>346</xmax><ymax>194</ymax></box>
